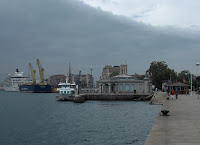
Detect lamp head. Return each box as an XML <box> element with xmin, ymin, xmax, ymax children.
<box><xmin>196</xmin><ymin>63</ymin><xmax>200</xmax><ymax>66</ymax></box>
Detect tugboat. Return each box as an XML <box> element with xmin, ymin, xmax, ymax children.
<box><xmin>56</xmin><ymin>79</ymin><xmax>78</xmax><ymax>101</ymax></box>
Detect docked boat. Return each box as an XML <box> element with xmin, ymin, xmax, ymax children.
<box><xmin>19</xmin><ymin>84</ymin><xmax>52</xmax><ymax>93</ymax></box>
<box><xmin>2</xmin><ymin>69</ymin><xmax>28</xmax><ymax>92</ymax></box>
<box><xmin>19</xmin><ymin>59</ymin><xmax>52</xmax><ymax>93</ymax></box>
<box><xmin>56</xmin><ymin>80</ymin><xmax>79</xmax><ymax>101</ymax></box>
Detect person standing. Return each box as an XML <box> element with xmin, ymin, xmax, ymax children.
<box><xmin>185</xmin><ymin>88</ymin><xmax>188</xmax><ymax>96</ymax></box>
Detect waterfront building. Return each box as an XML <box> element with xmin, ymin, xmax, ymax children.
<box><xmin>99</xmin><ymin>64</ymin><xmax>152</xmax><ymax>94</ymax></box>
<box><xmin>163</xmin><ymin>82</ymin><xmax>190</xmax><ymax>94</ymax></box>
<box><xmin>99</xmin><ymin>74</ymin><xmax>152</xmax><ymax>94</ymax></box>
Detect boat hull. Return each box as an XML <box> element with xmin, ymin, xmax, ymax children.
<box><xmin>3</xmin><ymin>86</ymin><xmax>19</xmax><ymax>92</ymax></box>
<box><xmin>56</xmin><ymin>94</ymin><xmax>74</xmax><ymax>101</ymax></box>
<box><xmin>19</xmin><ymin>85</ymin><xmax>52</xmax><ymax>93</ymax></box>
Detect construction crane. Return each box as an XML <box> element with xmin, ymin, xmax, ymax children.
<box><xmin>37</xmin><ymin>59</ymin><xmax>45</xmax><ymax>85</ymax></box>
<box><xmin>29</xmin><ymin>63</ymin><xmax>36</xmax><ymax>85</ymax></box>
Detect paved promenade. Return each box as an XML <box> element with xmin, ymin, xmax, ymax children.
<box><xmin>145</xmin><ymin>93</ymin><xmax>200</xmax><ymax>145</ymax></box>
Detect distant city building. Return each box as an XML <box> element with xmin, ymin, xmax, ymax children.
<box><xmin>65</xmin><ymin>63</ymin><xmax>94</xmax><ymax>88</ymax></box>
<box><xmin>71</xmin><ymin>73</ymin><xmax>94</xmax><ymax>88</ymax></box>
<box><xmin>47</xmin><ymin>74</ymin><xmax>66</xmax><ymax>88</ymax></box>
<box><xmin>102</xmin><ymin>64</ymin><xmax>128</xmax><ymax>80</ymax></box>
<box><xmin>96</xmin><ymin>81</ymin><xmax>99</xmax><ymax>88</ymax></box>
<box><xmin>120</xmin><ymin>64</ymin><xmax>128</xmax><ymax>75</ymax></box>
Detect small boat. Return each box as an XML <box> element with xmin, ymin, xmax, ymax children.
<box><xmin>56</xmin><ymin>79</ymin><xmax>78</xmax><ymax>101</ymax></box>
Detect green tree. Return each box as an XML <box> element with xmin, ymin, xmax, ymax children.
<box><xmin>193</xmin><ymin>76</ymin><xmax>200</xmax><ymax>88</ymax></box>
<box><xmin>147</xmin><ymin>61</ymin><xmax>177</xmax><ymax>89</ymax></box>
<box><xmin>177</xmin><ymin>70</ymin><xmax>190</xmax><ymax>84</ymax></box>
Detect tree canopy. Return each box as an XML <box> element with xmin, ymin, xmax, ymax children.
<box><xmin>146</xmin><ymin>61</ymin><xmax>177</xmax><ymax>89</ymax></box>
<box><xmin>177</xmin><ymin>70</ymin><xmax>190</xmax><ymax>84</ymax></box>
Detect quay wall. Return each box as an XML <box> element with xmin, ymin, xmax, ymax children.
<box><xmin>79</xmin><ymin>93</ymin><xmax>153</xmax><ymax>101</ymax></box>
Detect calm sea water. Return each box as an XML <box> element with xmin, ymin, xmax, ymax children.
<box><xmin>0</xmin><ymin>91</ymin><xmax>160</xmax><ymax>145</ymax></box>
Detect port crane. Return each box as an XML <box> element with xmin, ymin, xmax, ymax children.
<box><xmin>29</xmin><ymin>63</ymin><xmax>36</xmax><ymax>85</ymax></box>
<box><xmin>37</xmin><ymin>59</ymin><xmax>45</xmax><ymax>85</ymax></box>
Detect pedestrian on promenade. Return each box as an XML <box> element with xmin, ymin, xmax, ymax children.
<box><xmin>185</xmin><ymin>88</ymin><xmax>188</xmax><ymax>96</ymax></box>
<box><xmin>170</xmin><ymin>89</ymin><xmax>175</xmax><ymax>99</ymax></box>
<box><xmin>175</xmin><ymin>90</ymin><xmax>178</xmax><ymax>99</ymax></box>
<box><xmin>167</xmin><ymin>87</ymin><xmax>170</xmax><ymax>96</ymax></box>
<box><xmin>197</xmin><ymin>88</ymin><xmax>200</xmax><ymax>99</ymax></box>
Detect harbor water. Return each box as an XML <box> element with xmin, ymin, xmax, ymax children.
<box><xmin>0</xmin><ymin>91</ymin><xmax>161</xmax><ymax>145</ymax></box>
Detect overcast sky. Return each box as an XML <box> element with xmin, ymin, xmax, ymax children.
<box><xmin>1</xmin><ymin>0</ymin><xmax>200</xmax><ymax>82</ymax></box>
<box><xmin>80</xmin><ymin>0</ymin><xmax>200</xmax><ymax>29</ymax></box>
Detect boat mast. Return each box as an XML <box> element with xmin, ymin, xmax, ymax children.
<box><xmin>68</xmin><ymin>62</ymin><xmax>72</xmax><ymax>83</ymax></box>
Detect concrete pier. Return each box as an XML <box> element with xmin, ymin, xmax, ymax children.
<box><xmin>149</xmin><ymin>92</ymin><xmax>167</xmax><ymax>105</ymax></box>
<box><xmin>145</xmin><ymin>93</ymin><xmax>200</xmax><ymax>145</ymax></box>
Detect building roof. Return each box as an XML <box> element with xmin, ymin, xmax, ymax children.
<box><xmin>165</xmin><ymin>82</ymin><xmax>190</xmax><ymax>87</ymax></box>
<box><xmin>111</xmin><ymin>74</ymin><xmax>136</xmax><ymax>80</ymax></box>
<box><xmin>112</xmin><ymin>74</ymin><xmax>132</xmax><ymax>78</ymax></box>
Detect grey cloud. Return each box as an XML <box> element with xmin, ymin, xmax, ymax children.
<box><xmin>0</xmin><ymin>0</ymin><xmax>200</xmax><ymax>81</ymax></box>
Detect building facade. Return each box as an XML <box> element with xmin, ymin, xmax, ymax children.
<box><xmin>102</xmin><ymin>65</ymin><xmax>120</xmax><ymax>79</ymax></box>
<box><xmin>71</xmin><ymin>73</ymin><xmax>94</xmax><ymax>88</ymax></box>
<box><xmin>99</xmin><ymin>63</ymin><xmax>152</xmax><ymax>94</ymax></box>
<box><xmin>101</xmin><ymin>64</ymin><xmax>128</xmax><ymax>80</ymax></box>
<box><xmin>99</xmin><ymin>74</ymin><xmax>152</xmax><ymax>94</ymax></box>
<box><xmin>47</xmin><ymin>74</ymin><xmax>66</xmax><ymax>88</ymax></box>
<box><xmin>48</xmin><ymin>73</ymin><xmax>94</xmax><ymax>89</ymax></box>
<box><xmin>120</xmin><ymin>64</ymin><xmax>128</xmax><ymax>75</ymax></box>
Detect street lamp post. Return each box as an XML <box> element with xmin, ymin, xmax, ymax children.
<box><xmin>196</xmin><ymin>63</ymin><xmax>200</xmax><ymax>97</ymax></box>
<box><xmin>185</xmin><ymin>73</ymin><xmax>192</xmax><ymax>96</ymax></box>
<box><xmin>191</xmin><ymin>73</ymin><xmax>192</xmax><ymax>96</ymax></box>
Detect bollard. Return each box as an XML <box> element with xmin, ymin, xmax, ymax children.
<box><xmin>161</xmin><ymin>110</ymin><xmax>169</xmax><ymax>116</ymax></box>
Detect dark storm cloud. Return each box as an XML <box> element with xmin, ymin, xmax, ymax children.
<box><xmin>0</xmin><ymin>0</ymin><xmax>200</xmax><ymax>81</ymax></box>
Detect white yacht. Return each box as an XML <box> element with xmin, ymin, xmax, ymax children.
<box><xmin>2</xmin><ymin>69</ymin><xmax>28</xmax><ymax>92</ymax></box>
<box><xmin>56</xmin><ymin>79</ymin><xmax>79</xmax><ymax>101</ymax></box>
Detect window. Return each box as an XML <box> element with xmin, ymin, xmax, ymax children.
<box><xmin>139</xmin><ymin>84</ymin><xmax>142</xmax><ymax>90</ymax></box>
<box><xmin>119</xmin><ymin>84</ymin><xmax>123</xmax><ymax>91</ymax></box>
<box><xmin>64</xmin><ymin>91</ymin><xmax>66</xmax><ymax>94</ymax></box>
<box><xmin>131</xmin><ymin>84</ymin><xmax>134</xmax><ymax>91</ymax></box>
<box><xmin>125</xmin><ymin>84</ymin><xmax>130</xmax><ymax>91</ymax></box>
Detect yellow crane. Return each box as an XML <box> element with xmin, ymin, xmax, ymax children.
<box><xmin>37</xmin><ymin>59</ymin><xmax>45</xmax><ymax>85</ymax></box>
<box><xmin>29</xmin><ymin>63</ymin><xmax>36</xmax><ymax>85</ymax></box>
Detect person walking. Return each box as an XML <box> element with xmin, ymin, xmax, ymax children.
<box><xmin>170</xmin><ymin>89</ymin><xmax>175</xmax><ymax>99</ymax></box>
<box><xmin>175</xmin><ymin>89</ymin><xmax>178</xmax><ymax>99</ymax></box>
